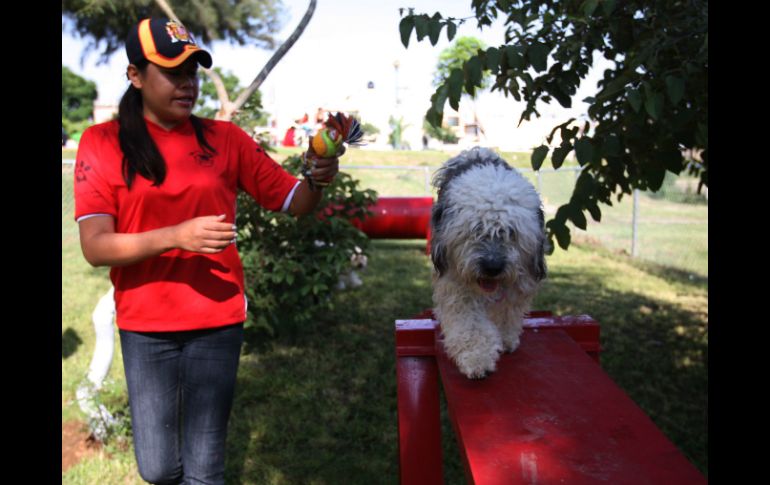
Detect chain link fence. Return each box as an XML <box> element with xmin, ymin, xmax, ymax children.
<box><xmin>62</xmin><ymin>159</ymin><xmax>707</xmax><ymax>277</ymax></box>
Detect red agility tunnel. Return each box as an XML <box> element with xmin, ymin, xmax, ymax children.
<box><xmin>352</xmin><ymin>196</ymin><xmax>433</xmax><ymax>240</ymax></box>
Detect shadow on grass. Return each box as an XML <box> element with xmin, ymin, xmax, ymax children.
<box><xmin>62</xmin><ymin>328</ymin><xmax>83</xmax><ymax>359</ymax></box>
<box><xmin>224</xmin><ymin>240</ymin><xmax>707</xmax><ymax>483</ymax></box>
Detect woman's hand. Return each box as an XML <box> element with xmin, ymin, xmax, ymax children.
<box><xmin>172</xmin><ymin>214</ymin><xmax>237</xmax><ymax>253</ymax></box>
<box><xmin>306</xmin><ymin>141</ymin><xmax>344</xmax><ymax>187</ymax></box>
<box><xmin>79</xmin><ymin>214</ymin><xmax>238</xmax><ymax>267</ymax></box>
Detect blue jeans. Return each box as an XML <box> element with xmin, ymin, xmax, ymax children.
<box><xmin>119</xmin><ymin>323</ymin><xmax>244</xmax><ymax>485</ymax></box>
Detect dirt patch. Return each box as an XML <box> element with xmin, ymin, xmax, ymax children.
<box><xmin>62</xmin><ymin>420</ymin><xmax>103</xmax><ymax>472</ymax></box>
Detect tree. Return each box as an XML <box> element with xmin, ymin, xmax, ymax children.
<box><xmin>62</xmin><ymin>66</ymin><xmax>98</xmax><ymax>135</ymax></box>
<box><xmin>400</xmin><ymin>1</ymin><xmax>708</xmax><ymax>251</ymax></box>
<box><xmin>62</xmin><ymin>0</ymin><xmax>283</xmax><ymax>63</ymax></box>
<box><xmin>63</xmin><ymin>0</ymin><xmax>318</xmax><ymax>122</ymax></box>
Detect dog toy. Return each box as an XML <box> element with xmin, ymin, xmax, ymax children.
<box><xmin>302</xmin><ymin>112</ymin><xmax>364</xmax><ymax>189</ymax></box>
<box><xmin>310</xmin><ymin>112</ymin><xmax>365</xmax><ymax>157</ymax></box>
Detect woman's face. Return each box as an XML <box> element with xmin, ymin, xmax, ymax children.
<box><xmin>128</xmin><ymin>58</ymin><xmax>199</xmax><ymax>129</ymax></box>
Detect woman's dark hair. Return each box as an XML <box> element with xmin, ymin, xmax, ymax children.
<box><xmin>118</xmin><ymin>60</ymin><xmax>216</xmax><ymax>189</ymax></box>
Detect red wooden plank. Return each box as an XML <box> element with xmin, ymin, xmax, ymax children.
<box><xmin>524</xmin><ymin>315</ymin><xmax>602</xmax><ymax>364</ymax></box>
<box><xmin>436</xmin><ymin>330</ymin><xmax>706</xmax><ymax>485</ymax></box>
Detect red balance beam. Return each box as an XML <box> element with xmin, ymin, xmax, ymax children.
<box><xmin>396</xmin><ymin>314</ymin><xmax>705</xmax><ymax>485</ymax></box>
<box><xmin>351</xmin><ymin>197</ymin><xmax>433</xmax><ymax>240</ymax></box>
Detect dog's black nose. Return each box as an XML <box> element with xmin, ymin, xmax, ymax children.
<box><xmin>480</xmin><ymin>257</ymin><xmax>505</xmax><ymax>277</ymax></box>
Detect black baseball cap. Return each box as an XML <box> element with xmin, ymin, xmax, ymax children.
<box><xmin>126</xmin><ymin>18</ymin><xmax>212</xmax><ymax>69</ymax></box>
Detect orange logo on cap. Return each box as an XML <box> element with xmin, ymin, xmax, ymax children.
<box><xmin>166</xmin><ymin>21</ymin><xmax>193</xmax><ymax>44</ymax></box>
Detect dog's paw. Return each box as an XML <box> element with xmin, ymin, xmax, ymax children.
<box><xmin>454</xmin><ymin>349</ymin><xmax>500</xmax><ymax>379</ymax></box>
<box><xmin>502</xmin><ymin>334</ymin><xmax>521</xmax><ymax>353</ymax></box>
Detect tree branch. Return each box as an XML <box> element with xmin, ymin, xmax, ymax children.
<box><xmin>153</xmin><ymin>0</ymin><xmax>181</xmax><ymax>23</ymax></box>
<box><xmin>231</xmin><ymin>0</ymin><xmax>317</xmax><ymax>114</ymax></box>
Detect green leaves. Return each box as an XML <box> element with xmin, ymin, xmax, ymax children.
<box><xmin>546</xmin><ymin>82</ymin><xmax>572</xmax><ymax>108</ymax></box>
<box><xmin>505</xmin><ymin>45</ymin><xmax>525</xmax><ymax>70</ymax></box>
<box><xmin>532</xmin><ymin>145</ymin><xmax>549</xmax><ymax>171</ymax></box>
<box><xmin>582</xmin><ymin>0</ymin><xmax>599</xmax><ymax>17</ymax></box>
<box><xmin>414</xmin><ymin>15</ymin><xmax>429</xmax><ymax>43</ymax></box>
<box><xmin>431</xmin><ymin>84</ymin><xmax>449</xmax><ymax>115</ymax></box>
<box><xmin>447</xmin><ymin>68</ymin><xmax>464</xmax><ymax>110</ymax></box>
<box><xmin>485</xmin><ymin>47</ymin><xmax>501</xmax><ymax>72</ymax></box>
<box><xmin>643</xmin><ymin>83</ymin><xmax>664</xmax><ymax>121</ymax></box>
<box><xmin>399</xmin><ymin>16</ymin><xmax>414</xmax><ymax>48</ymax></box>
<box><xmin>644</xmin><ymin>93</ymin><xmax>664</xmax><ymax>121</ymax></box>
<box><xmin>627</xmin><ymin>87</ymin><xmax>643</xmax><ymax>112</ymax></box>
<box><xmin>527</xmin><ymin>42</ymin><xmax>550</xmax><ymax>72</ymax></box>
<box><xmin>464</xmin><ymin>56</ymin><xmax>484</xmax><ymax>96</ymax></box>
<box><xmin>602</xmin><ymin>0</ymin><xmax>617</xmax><ymax>15</ymax></box>
<box><xmin>447</xmin><ymin>21</ymin><xmax>457</xmax><ymax>41</ymax></box>
<box><xmin>586</xmin><ymin>200</ymin><xmax>602</xmax><ymax>222</ymax></box>
<box><xmin>425</xmin><ymin>104</ymin><xmax>442</xmax><ymax>128</ymax></box>
<box><xmin>574</xmin><ymin>137</ymin><xmax>594</xmax><ymax>166</ymax></box>
<box><xmin>401</xmin><ymin>13</ymin><xmax>455</xmax><ymax>48</ymax></box>
<box><xmin>602</xmin><ymin>134</ymin><xmax>622</xmax><ymax>157</ymax></box>
<box><xmin>551</xmin><ymin>142</ymin><xmax>572</xmax><ymax>169</ymax></box>
<box><xmin>569</xmin><ymin>205</ymin><xmax>587</xmax><ymax>230</ymax></box>
<box><xmin>574</xmin><ymin>171</ymin><xmax>597</xmax><ymax>200</ymax></box>
<box><xmin>665</xmin><ymin>76</ymin><xmax>685</xmax><ymax>106</ymax></box>
<box><xmin>547</xmin><ymin>218</ymin><xmax>571</xmax><ymax>250</ymax></box>
<box><xmin>646</xmin><ymin>163</ymin><xmax>667</xmax><ymax>191</ymax></box>
<box><xmin>428</xmin><ymin>14</ymin><xmax>442</xmax><ymax>45</ymax></box>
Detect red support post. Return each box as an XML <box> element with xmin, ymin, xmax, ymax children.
<box><xmin>395</xmin><ymin>319</ymin><xmax>443</xmax><ymax>485</ymax></box>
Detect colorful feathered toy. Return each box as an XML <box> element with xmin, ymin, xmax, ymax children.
<box><xmin>303</xmin><ymin>112</ymin><xmax>364</xmax><ymax>188</ymax></box>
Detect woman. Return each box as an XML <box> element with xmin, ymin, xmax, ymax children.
<box><xmin>74</xmin><ymin>18</ymin><xmax>340</xmax><ymax>484</ymax></box>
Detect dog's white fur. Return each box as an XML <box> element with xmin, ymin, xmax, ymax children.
<box><xmin>431</xmin><ymin>147</ymin><xmax>547</xmax><ymax>379</ymax></box>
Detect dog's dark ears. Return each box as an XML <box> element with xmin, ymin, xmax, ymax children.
<box><xmin>535</xmin><ymin>208</ymin><xmax>547</xmax><ymax>281</ymax></box>
<box><xmin>431</xmin><ymin>203</ymin><xmax>448</xmax><ymax>275</ymax></box>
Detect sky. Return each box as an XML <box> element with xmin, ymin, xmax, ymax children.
<box><xmin>62</xmin><ymin>0</ymin><xmax>611</xmax><ymax>150</ymax></box>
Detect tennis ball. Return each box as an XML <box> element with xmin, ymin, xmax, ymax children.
<box><xmin>311</xmin><ymin>128</ymin><xmax>343</xmax><ymax>158</ymax></box>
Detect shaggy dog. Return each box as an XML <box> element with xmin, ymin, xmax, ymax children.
<box><xmin>431</xmin><ymin>147</ymin><xmax>547</xmax><ymax>379</ymax></box>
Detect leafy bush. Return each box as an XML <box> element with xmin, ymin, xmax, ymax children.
<box><xmin>235</xmin><ymin>154</ymin><xmax>378</xmax><ymax>343</ymax></box>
